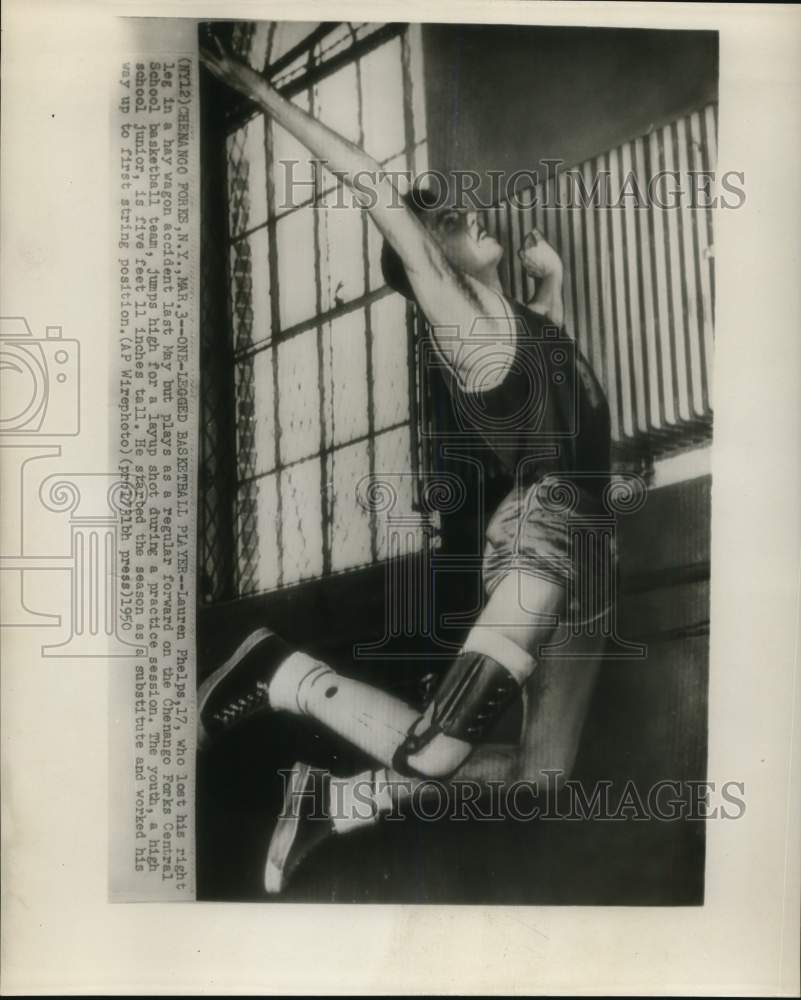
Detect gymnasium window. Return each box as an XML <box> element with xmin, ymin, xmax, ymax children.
<box><xmin>199</xmin><ymin>23</ymin><xmax>430</xmax><ymax>602</ymax></box>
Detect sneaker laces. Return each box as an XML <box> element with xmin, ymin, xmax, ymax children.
<box><xmin>210</xmin><ymin>680</ymin><xmax>271</xmax><ymax>729</ymax></box>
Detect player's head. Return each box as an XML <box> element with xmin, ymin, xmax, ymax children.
<box><xmin>381</xmin><ymin>181</ymin><xmax>503</xmax><ymax>300</ymax></box>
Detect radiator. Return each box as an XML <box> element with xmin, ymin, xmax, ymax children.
<box><xmin>485</xmin><ymin>105</ymin><xmax>717</xmax><ymax>457</ymax></box>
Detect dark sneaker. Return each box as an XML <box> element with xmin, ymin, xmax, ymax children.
<box><xmin>264</xmin><ymin>762</ymin><xmax>334</xmax><ymax>894</ymax></box>
<box><xmin>197</xmin><ymin>627</ymin><xmax>295</xmax><ymax>748</ymax></box>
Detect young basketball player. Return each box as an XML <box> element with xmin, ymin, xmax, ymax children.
<box><xmin>198</xmin><ymin>36</ymin><xmax>613</xmax><ymax>893</ymax></box>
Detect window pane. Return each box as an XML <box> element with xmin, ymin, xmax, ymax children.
<box><xmin>227</xmin><ymin>115</ymin><xmax>267</xmax><ymax>237</ymax></box>
<box><xmin>272</xmin><ymin>93</ymin><xmax>317</xmax><ymax>214</ymax></box>
<box><xmin>281</xmin><ymin>458</ymin><xmax>324</xmax><ymax>584</ymax></box>
<box><xmin>322</xmin><ymin>311</ymin><xmax>369</xmax><ymax>447</ymax></box>
<box><xmin>235</xmin><ymin>480</ymin><xmax>262</xmax><ymax>596</ymax></box>
<box><xmin>277</xmin><ymin>329</ymin><xmax>321</xmax><ymax>465</ymax></box>
<box><xmin>315</xmin><ymin>23</ymin><xmax>353</xmax><ymax>63</ymax></box>
<box><xmin>373</xmin><ymin>426</ymin><xmax>424</xmax><ymax>559</ymax></box>
<box><xmin>318</xmin><ymin>189</ymin><xmax>365</xmax><ymax>310</ymax></box>
<box><xmin>268</xmin><ymin>22</ymin><xmax>320</xmax><ymax>66</ymax></box>
<box><xmin>275</xmin><ymin>206</ymin><xmax>317</xmax><ymax>330</ymax></box>
<box><xmin>234</xmin><ymin>355</ymin><xmax>257</xmax><ymax>481</ymax></box>
<box><xmin>360</xmin><ymin>37</ymin><xmax>406</xmax><ymax>162</ymax></box>
<box><xmin>236</xmin><ymin>474</ymin><xmax>280</xmax><ymax>594</ymax></box>
<box><xmin>371</xmin><ymin>294</ymin><xmax>410</xmax><ymax>430</ymax></box>
<box><xmin>330</xmin><ymin>439</ymin><xmax>372</xmax><ymax>572</ymax></box>
<box><xmin>407</xmin><ymin>24</ymin><xmax>428</xmax><ymax>145</ymax></box>
<box><xmin>374</xmin><ymin>424</ymin><xmax>413</xmax><ymax>485</ymax></box>
<box><xmin>254</xmin><ymin>472</ymin><xmax>281</xmax><ymax>591</ymax></box>
<box><xmin>313</xmin><ymin>62</ymin><xmax>360</xmax><ymax>145</ymax></box>
<box><xmin>229</xmin><ymin>226</ymin><xmax>270</xmax><ymax>351</ymax></box>
<box><xmin>249</xmin><ymin>23</ymin><xmax>271</xmax><ymax>72</ymax></box>
<box><xmin>236</xmin><ymin>349</ymin><xmax>276</xmax><ymax>480</ymax></box>
<box><xmin>271</xmin><ymin>52</ymin><xmax>310</xmax><ymax>86</ymax></box>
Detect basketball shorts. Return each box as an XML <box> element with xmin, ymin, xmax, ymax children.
<box><xmin>482</xmin><ymin>479</ymin><xmax>617</xmax><ymax>629</ymax></box>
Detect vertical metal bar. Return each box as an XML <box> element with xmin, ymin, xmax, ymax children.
<box><xmin>703</xmin><ymin>104</ymin><xmax>718</xmax><ymax>321</ymax></box>
<box><xmin>609</xmin><ymin>143</ymin><xmax>635</xmax><ymax>438</ymax></box>
<box><xmin>506</xmin><ymin>201</ymin><xmax>518</xmax><ymax>297</ymax></box>
<box><xmin>676</xmin><ymin>116</ymin><xmax>706</xmax><ymax>418</ymax></box>
<box><xmin>634</xmin><ymin>132</ymin><xmax>663</xmax><ymax>432</ymax></box>
<box><xmin>540</xmin><ymin>172</ymin><xmax>556</xmax><ymax>247</ymax></box>
<box><xmin>496</xmin><ymin>203</ymin><xmax>511</xmax><ymax>297</ymax></box>
<box><xmin>400</xmin><ymin>27</ymin><xmax>418</xmax><ymax>175</ymax></box>
<box><xmin>400</xmin><ymin>26</ymin><xmax>429</xmax><ymax>514</ymax></box>
<box><xmin>355</xmin><ymin>39</ymin><xmax>379</xmax><ymax>563</ymax></box>
<box><xmin>568</xmin><ymin>178</ymin><xmax>590</xmax><ymax>359</ymax></box>
<box><xmin>582</xmin><ymin>158</ymin><xmax>607</xmax><ymax>393</ymax></box>
<box><xmin>518</xmin><ymin>185</ymin><xmax>534</xmax><ymax>305</ymax></box>
<box><xmin>690</xmin><ymin>109</ymin><xmax>715</xmax><ymax>414</ymax></box>
<box><xmin>620</xmin><ymin>139</ymin><xmax>648</xmax><ymax>436</ymax></box>
<box><xmin>263</xmin><ymin>110</ymin><xmax>285</xmax><ymax>588</ymax></box>
<box><xmin>557</xmin><ymin>172</ymin><xmax>577</xmax><ymax>334</ymax></box>
<box><xmin>702</xmin><ymin>105</ymin><xmax>717</xmax><ymax>410</ymax></box>
<box><xmin>597</xmin><ymin>153</ymin><xmax>621</xmax><ymax>441</ymax></box>
<box><xmin>406</xmin><ymin>301</ymin><xmax>423</xmax><ymax>502</ymax></box>
<box><xmin>605</xmin><ymin>150</ymin><xmax>632</xmax><ymax>439</ymax></box>
<box><xmin>663</xmin><ymin>121</ymin><xmax>691</xmax><ymax>422</ymax></box>
<box><xmin>204</xmin><ymin>89</ymin><xmax>239</xmax><ymax>600</ymax></box>
<box><xmin>308</xmin><ymin>67</ymin><xmax>332</xmax><ymax>578</ymax></box>
<box><xmin>649</xmin><ymin>127</ymin><xmax>677</xmax><ymax>428</ymax></box>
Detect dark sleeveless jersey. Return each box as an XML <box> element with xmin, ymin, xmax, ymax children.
<box><xmin>448</xmin><ymin>298</ymin><xmax>612</xmax><ymax>499</ymax></box>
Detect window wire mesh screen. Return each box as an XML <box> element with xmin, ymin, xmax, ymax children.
<box><xmin>484</xmin><ymin>105</ymin><xmax>717</xmax><ymax>457</ymax></box>
<box><xmin>212</xmin><ymin>22</ymin><xmax>430</xmax><ymax>598</ymax></box>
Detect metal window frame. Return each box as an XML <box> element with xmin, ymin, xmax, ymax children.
<box><xmin>215</xmin><ymin>20</ymin><xmax>427</xmax><ymax>599</ymax></box>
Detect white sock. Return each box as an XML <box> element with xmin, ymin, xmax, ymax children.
<box><xmin>267</xmin><ymin>651</ymin><xmax>331</xmax><ymax>714</ymax></box>
<box><xmin>329</xmin><ymin>768</ymin><xmax>395</xmax><ymax>834</ymax></box>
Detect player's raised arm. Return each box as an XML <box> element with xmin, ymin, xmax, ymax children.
<box><xmin>200</xmin><ymin>38</ymin><xmax>514</xmax><ymax>353</ymax></box>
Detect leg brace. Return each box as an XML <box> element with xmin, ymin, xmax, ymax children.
<box><xmin>392</xmin><ymin>628</ymin><xmax>537</xmax><ymax>779</ymax></box>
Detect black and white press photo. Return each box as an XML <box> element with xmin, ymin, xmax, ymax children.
<box><xmin>193</xmin><ymin>18</ymin><xmax>720</xmax><ymax>904</ymax></box>
<box><xmin>3</xmin><ymin>1</ymin><xmax>801</xmax><ymax>993</ymax></box>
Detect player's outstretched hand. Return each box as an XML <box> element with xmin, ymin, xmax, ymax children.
<box><xmin>199</xmin><ymin>33</ymin><xmax>266</xmax><ymax>101</ymax></box>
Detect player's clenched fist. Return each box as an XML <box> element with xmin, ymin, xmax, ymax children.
<box><xmin>518</xmin><ymin>227</ymin><xmax>563</xmax><ymax>280</ymax></box>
